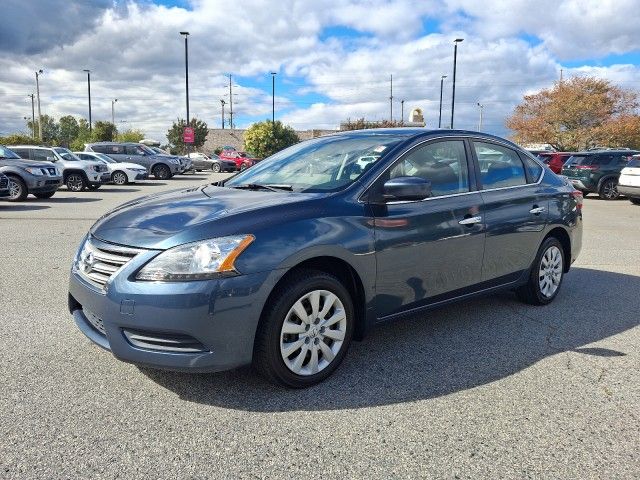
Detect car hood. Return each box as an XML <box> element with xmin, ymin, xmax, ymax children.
<box><xmin>0</xmin><ymin>158</ymin><xmax>57</xmax><ymax>168</ymax></box>
<box><xmin>117</xmin><ymin>162</ymin><xmax>146</xmax><ymax>169</ymax></box>
<box><xmin>91</xmin><ymin>185</ymin><xmax>318</xmax><ymax>249</ymax></box>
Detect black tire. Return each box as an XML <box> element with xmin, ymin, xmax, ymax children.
<box><xmin>253</xmin><ymin>270</ymin><xmax>355</xmax><ymax>388</ymax></box>
<box><xmin>6</xmin><ymin>175</ymin><xmax>28</xmax><ymax>201</ymax></box>
<box><xmin>33</xmin><ymin>190</ymin><xmax>56</xmax><ymax>199</ymax></box>
<box><xmin>598</xmin><ymin>178</ymin><xmax>619</xmax><ymax>200</ymax></box>
<box><xmin>112</xmin><ymin>171</ymin><xmax>128</xmax><ymax>185</ymax></box>
<box><xmin>87</xmin><ymin>184</ymin><xmax>101</xmax><ymax>191</ymax></box>
<box><xmin>66</xmin><ymin>173</ymin><xmax>87</xmax><ymax>192</ymax></box>
<box><xmin>211</xmin><ymin>162</ymin><xmax>221</xmax><ymax>173</ymax></box>
<box><xmin>152</xmin><ymin>164</ymin><xmax>171</xmax><ymax>180</ymax></box>
<box><xmin>516</xmin><ymin>237</ymin><xmax>565</xmax><ymax>306</ymax></box>
<box><xmin>629</xmin><ymin>198</ymin><xmax>640</xmax><ymax>205</ymax></box>
<box><xmin>240</xmin><ymin>163</ymin><xmax>248</xmax><ymax>171</ymax></box>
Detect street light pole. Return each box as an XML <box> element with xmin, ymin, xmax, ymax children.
<box><xmin>83</xmin><ymin>69</ymin><xmax>92</xmax><ymax>132</ymax></box>
<box><xmin>111</xmin><ymin>98</ymin><xmax>118</xmax><ymax>125</ymax></box>
<box><xmin>180</xmin><ymin>31</ymin><xmax>190</xmax><ymax>154</ymax></box>
<box><xmin>400</xmin><ymin>99</ymin><xmax>404</xmax><ymax>125</ymax></box>
<box><xmin>450</xmin><ymin>38</ymin><xmax>463</xmax><ymax>129</ymax></box>
<box><xmin>28</xmin><ymin>94</ymin><xmax>35</xmax><ymax>138</ymax></box>
<box><xmin>270</xmin><ymin>72</ymin><xmax>277</xmax><ymax>123</ymax></box>
<box><xmin>220</xmin><ymin>99</ymin><xmax>226</xmax><ymax>129</ymax></box>
<box><xmin>389</xmin><ymin>74</ymin><xmax>393</xmax><ymax>122</ymax></box>
<box><xmin>477</xmin><ymin>102</ymin><xmax>484</xmax><ymax>131</ymax></box>
<box><xmin>438</xmin><ymin>75</ymin><xmax>447</xmax><ymax>128</ymax></box>
<box><xmin>35</xmin><ymin>70</ymin><xmax>43</xmax><ymax>141</ymax></box>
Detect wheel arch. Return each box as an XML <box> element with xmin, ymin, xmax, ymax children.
<box><xmin>597</xmin><ymin>174</ymin><xmax>619</xmax><ymax>191</ymax></box>
<box><xmin>63</xmin><ymin>169</ymin><xmax>88</xmax><ymax>182</ymax></box>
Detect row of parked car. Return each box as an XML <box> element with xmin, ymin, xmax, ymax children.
<box><xmin>528</xmin><ymin>148</ymin><xmax>640</xmax><ymax>203</ymax></box>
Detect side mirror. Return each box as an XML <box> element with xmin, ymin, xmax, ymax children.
<box><xmin>383</xmin><ymin>176</ymin><xmax>431</xmax><ymax>201</ymax></box>
<box><xmin>46</xmin><ymin>156</ymin><xmax>56</xmax><ymax>162</ymax></box>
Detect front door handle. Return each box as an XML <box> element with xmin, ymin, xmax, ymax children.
<box><xmin>459</xmin><ymin>215</ymin><xmax>482</xmax><ymax>226</ymax></box>
<box><xmin>529</xmin><ymin>206</ymin><xmax>546</xmax><ymax>215</ymax></box>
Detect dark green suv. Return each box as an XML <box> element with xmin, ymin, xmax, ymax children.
<box><xmin>562</xmin><ymin>150</ymin><xmax>639</xmax><ymax>199</ymax></box>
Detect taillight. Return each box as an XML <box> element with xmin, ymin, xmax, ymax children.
<box><xmin>571</xmin><ymin>190</ymin><xmax>583</xmax><ymax>210</ymax></box>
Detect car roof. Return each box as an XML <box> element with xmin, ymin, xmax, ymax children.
<box><xmin>572</xmin><ymin>149</ymin><xmax>639</xmax><ymax>155</ymax></box>
<box><xmin>9</xmin><ymin>145</ymin><xmax>54</xmax><ymax>150</ymax></box>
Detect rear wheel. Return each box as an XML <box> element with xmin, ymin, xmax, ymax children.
<box><xmin>66</xmin><ymin>173</ymin><xmax>87</xmax><ymax>192</ymax></box>
<box><xmin>598</xmin><ymin>178</ymin><xmax>619</xmax><ymax>200</ymax></box>
<box><xmin>152</xmin><ymin>164</ymin><xmax>171</xmax><ymax>180</ymax></box>
<box><xmin>253</xmin><ymin>270</ymin><xmax>354</xmax><ymax>388</ymax></box>
<box><xmin>211</xmin><ymin>162</ymin><xmax>221</xmax><ymax>173</ymax></box>
<box><xmin>112</xmin><ymin>171</ymin><xmax>128</xmax><ymax>185</ymax></box>
<box><xmin>516</xmin><ymin>237</ymin><xmax>565</xmax><ymax>305</ymax></box>
<box><xmin>33</xmin><ymin>190</ymin><xmax>56</xmax><ymax>199</ymax></box>
<box><xmin>629</xmin><ymin>198</ymin><xmax>640</xmax><ymax>205</ymax></box>
<box><xmin>7</xmin><ymin>176</ymin><xmax>28</xmax><ymax>201</ymax></box>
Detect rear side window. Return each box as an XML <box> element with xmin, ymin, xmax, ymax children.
<box><xmin>11</xmin><ymin>148</ymin><xmax>29</xmax><ymax>159</ymax></box>
<box><xmin>474</xmin><ymin>142</ymin><xmax>527</xmax><ymax>189</ymax></box>
<box><xmin>96</xmin><ymin>144</ymin><xmax>124</xmax><ymax>154</ymax></box>
<box><xmin>31</xmin><ymin>149</ymin><xmax>51</xmax><ymax>161</ymax></box>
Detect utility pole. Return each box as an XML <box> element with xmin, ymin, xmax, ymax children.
<box><xmin>83</xmin><ymin>69</ymin><xmax>92</xmax><ymax>132</ymax></box>
<box><xmin>400</xmin><ymin>99</ymin><xmax>404</xmax><ymax>125</ymax></box>
<box><xmin>180</xmin><ymin>31</ymin><xmax>190</xmax><ymax>154</ymax></box>
<box><xmin>228</xmin><ymin>74</ymin><xmax>234</xmax><ymax>129</ymax></box>
<box><xmin>477</xmin><ymin>102</ymin><xmax>484</xmax><ymax>131</ymax></box>
<box><xmin>111</xmin><ymin>99</ymin><xmax>117</xmax><ymax>125</ymax></box>
<box><xmin>220</xmin><ymin>99</ymin><xmax>226</xmax><ymax>129</ymax></box>
<box><xmin>389</xmin><ymin>74</ymin><xmax>393</xmax><ymax>122</ymax></box>
<box><xmin>560</xmin><ymin>68</ymin><xmax>563</xmax><ymax>82</ymax></box>
<box><xmin>28</xmin><ymin>94</ymin><xmax>35</xmax><ymax>138</ymax></box>
<box><xmin>35</xmin><ymin>70</ymin><xmax>43</xmax><ymax>141</ymax></box>
<box><xmin>451</xmin><ymin>38</ymin><xmax>464</xmax><ymax>129</ymax></box>
<box><xmin>270</xmin><ymin>72</ymin><xmax>277</xmax><ymax>123</ymax></box>
<box><xmin>438</xmin><ymin>75</ymin><xmax>447</xmax><ymax>128</ymax></box>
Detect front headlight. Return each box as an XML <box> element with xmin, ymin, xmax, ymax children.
<box><xmin>23</xmin><ymin>167</ymin><xmax>44</xmax><ymax>176</ymax></box>
<box><xmin>136</xmin><ymin>235</ymin><xmax>255</xmax><ymax>281</ymax></box>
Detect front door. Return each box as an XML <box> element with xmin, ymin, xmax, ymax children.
<box><xmin>370</xmin><ymin>139</ymin><xmax>486</xmax><ymax>318</ymax></box>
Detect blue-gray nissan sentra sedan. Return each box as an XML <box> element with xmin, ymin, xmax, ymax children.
<box><xmin>69</xmin><ymin>129</ymin><xmax>583</xmax><ymax>387</ymax></box>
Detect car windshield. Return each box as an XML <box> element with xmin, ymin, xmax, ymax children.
<box><xmin>54</xmin><ymin>147</ymin><xmax>81</xmax><ymax>161</ymax></box>
<box><xmin>0</xmin><ymin>145</ymin><xmax>21</xmax><ymax>159</ymax></box>
<box><xmin>95</xmin><ymin>153</ymin><xmax>115</xmax><ymax>163</ymax></box>
<box><xmin>152</xmin><ymin>147</ymin><xmax>167</xmax><ymax>154</ymax></box>
<box><xmin>224</xmin><ymin>134</ymin><xmax>406</xmax><ymax>192</ymax></box>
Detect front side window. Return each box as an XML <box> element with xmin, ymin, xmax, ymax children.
<box><xmin>225</xmin><ymin>134</ymin><xmax>407</xmax><ymax>192</ymax></box>
<box><xmin>389</xmin><ymin>140</ymin><xmax>470</xmax><ymax>197</ymax></box>
<box><xmin>474</xmin><ymin>142</ymin><xmax>527</xmax><ymax>189</ymax></box>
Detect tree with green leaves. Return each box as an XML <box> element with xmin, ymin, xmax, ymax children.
<box><xmin>117</xmin><ymin>129</ymin><xmax>145</xmax><ymax>143</ymax></box>
<box><xmin>27</xmin><ymin>114</ymin><xmax>59</xmax><ymax>144</ymax></box>
<box><xmin>58</xmin><ymin>115</ymin><xmax>80</xmax><ymax>147</ymax></box>
<box><xmin>0</xmin><ymin>133</ymin><xmax>36</xmax><ymax>146</ymax></box>
<box><xmin>167</xmin><ymin>118</ymin><xmax>208</xmax><ymax>154</ymax></box>
<box><xmin>70</xmin><ymin>119</ymin><xmax>92</xmax><ymax>151</ymax></box>
<box><xmin>243</xmin><ymin>120</ymin><xmax>300</xmax><ymax>158</ymax></box>
<box><xmin>91</xmin><ymin>121</ymin><xmax>118</xmax><ymax>142</ymax></box>
<box><xmin>340</xmin><ymin>118</ymin><xmax>403</xmax><ymax>131</ymax></box>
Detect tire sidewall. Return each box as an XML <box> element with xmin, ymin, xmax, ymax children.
<box><xmin>531</xmin><ymin>237</ymin><xmax>565</xmax><ymax>305</ymax></box>
<box><xmin>212</xmin><ymin>163</ymin><xmax>221</xmax><ymax>172</ymax></box>
<box><xmin>259</xmin><ymin>273</ymin><xmax>354</xmax><ymax>388</ymax></box>
<box><xmin>66</xmin><ymin>173</ymin><xmax>86</xmax><ymax>192</ymax></box>
<box><xmin>599</xmin><ymin>178</ymin><xmax>618</xmax><ymax>200</ymax></box>
<box><xmin>153</xmin><ymin>164</ymin><xmax>170</xmax><ymax>179</ymax></box>
<box><xmin>7</xmin><ymin>176</ymin><xmax>27</xmax><ymax>201</ymax></box>
<box><xmin>112</xmin><ymin>171</ymin><xmax>127</xmax><ymax>185</ymax></box>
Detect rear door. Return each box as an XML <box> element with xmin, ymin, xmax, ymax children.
<box><xmin>472</xmin><ymin>140</ymin><xmax>548</xmax><ymax>283</ymax></box>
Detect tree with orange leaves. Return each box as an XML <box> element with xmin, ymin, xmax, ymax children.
<box><xmin>507</xmin><ymin>77</ymin><xmax>640</xmax><ymax>151</ymax></box>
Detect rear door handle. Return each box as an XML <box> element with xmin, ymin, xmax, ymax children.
<box><xmin>459</xmin><ymin>216</ymin><xmax>482</xmax><ymax>225</ymax></box>
<box><xmin>529</xmin><ymin>206</ymin><xmax>546</xmax><ymax>215</ymax></box>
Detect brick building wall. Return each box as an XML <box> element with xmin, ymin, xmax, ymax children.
<box><xmin>202</xmin><ymin>128</ymin><xmax>338</xmax><ymax>153</ymax></box>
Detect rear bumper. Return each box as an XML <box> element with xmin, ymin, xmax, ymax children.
<box><xmin>618</xmin><ymin>184</ymin><xmax>640</xmax><ymax>198</ymax></box>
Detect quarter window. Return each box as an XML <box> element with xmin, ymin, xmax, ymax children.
<box><xmin>474</xmin><ymin>142</ymin><xmax>527</xmax><ymax>189</ymax></box>
<box><xmin>520</xmin><ymin>154</ymin><xmax>543</xmax><ymax>183</ymax></box>
<box><xmin>389</xmin><ymin>140</ymin><xmax>470</xmax><ymax>197</ymax></box>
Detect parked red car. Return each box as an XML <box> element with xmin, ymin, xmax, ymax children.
<box><xmin>219</xmin><ymin>150</ymin><xmax>261</xmax><ymax>171</ymax></box>
<box><xmin>538</xmin><ymin>152</ymin><xmax>575</xmax><ymax>174</ymax></box>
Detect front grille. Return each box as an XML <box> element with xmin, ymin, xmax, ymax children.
<box><xmin>0</xmin><ymin>177</ymin><xmax>8</xmax><ymax>189</ymax></box>
<box><xmin>84</xmin><ymin>309</ymin><xmax>106</xmax><ymax>335</ymax></box>
<box><xmin>123</xmin><ymin>329</ymin><xmax>207</xmax><ymax>353</ymax></box>
<box><xmin>78</xmin><ymin>238</ymin><xmax>142</xmax><ymax>290</ymax></box>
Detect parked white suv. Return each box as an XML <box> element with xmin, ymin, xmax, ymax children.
<box><xmin>75</xmin><ymin>152</ymin><xmax>148</xmax><ymax>185</ymax></box>
<box><xmin>618</xmin><ymin>155</ymin><xmax>640</xmax><ymax>205</ymax></box>
<box><xmin>10</xmin><ymin>146</ymin><xmax>110</xmax><ymax>192</ymax></box>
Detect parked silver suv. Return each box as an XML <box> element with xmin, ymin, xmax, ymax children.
<box><xmin>84</xmin><ymin>142</ymin><xmax>181</xmax><ymax>180</ymax></box>
<box><xmin>10</xmin><ymin>146</ymin><xmax>109</xmax><ymax>192</ymax></box>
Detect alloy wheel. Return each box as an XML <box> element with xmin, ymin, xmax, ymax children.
<box><xmin>212</xmin><ymin>163</ymin><xmax>221</xmax><ymax>172</ymax></box>
<box><xmin>112</xmin><ymin>171</ymin><xmax>127</xmax><ymax>185</ymax></box>
<box><xmin>279</xmin><ymin>289</ymin><xmax>347</xmax><ymax>376</ymax></box>
<box><xmin>601</xmin><ymin>180</ymin><xmax>618</xmax><ymax>200</ymax></box>
<box><xmin>8</xmin><ymin>178</ymin><xmax>22</xmax><ymax>200</ymax></box>
<box><xmin>66</xmin><ymin>174</ymin><xmax>84</xmax><ymax>192</ymax></box>
<box><xmin>538</xmin><ymin>245</ymin><xmax>563</xmax><ymax>298</ymax></box>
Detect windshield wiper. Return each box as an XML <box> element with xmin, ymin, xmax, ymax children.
<box><xmin>229</xmin><ymin>183</ymin><xmax>293</xmax><ymax>192</ymax></box>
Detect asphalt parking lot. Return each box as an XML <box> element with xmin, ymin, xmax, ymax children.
<box><xmin>1</xmin><ymin>175</ymin><xmax>638</xmax><ymax>479</ymax></box>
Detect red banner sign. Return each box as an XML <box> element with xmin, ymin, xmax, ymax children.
<box><xmin>183</xmin><ymin>127</ymin><xmax>195</xmax><ymax>143</ymax></box>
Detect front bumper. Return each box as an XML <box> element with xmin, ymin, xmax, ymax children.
<box><xmin>68</xmin><ymin>249</ymin><xmax>282</xmax><ymax>372</ymax></box>
<box><xmin>27</xmin><ymin>177</ymin><xmax>62</xmax><ymax>192</ymax></box>
<box><xmin>89</xmin><ymin>172</ymin><xmax>111</xmax><ymax>185</ymax></box>
<box><xmin>130</xmin><ymin>171</ymin><xmax>148</xmax><ymax>181</ymax></box>
<box><xmin>618</xmin><ymin>184</ymin><xmax>640</xmax><ymax>199</ymax></box>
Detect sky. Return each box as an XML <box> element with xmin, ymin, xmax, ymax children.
<box><xmin>1</xmin><ymin>0</ymin><xmax>639</xmax><ymax>143</ymax></box>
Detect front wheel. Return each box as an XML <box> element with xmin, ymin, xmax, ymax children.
<box><xmin>66</xmin><ymin>173</ymin><xmax>87</xmax><ymax>192</ymax></box>
<box><xmin>112</xmin><ymin>171</ymin><xmax>128</xmax><ymax>185</ymax></box>
<box><xmin>211</xmin><ymin>162</ymin><xmax>221</xmax><ymax>173</ymax></box>
<box><xmin>598</xmin><ymin>178</ymin><xmax>619</xmax><ymax>200</ymax></box>
<box><xmin>152</xmin><ymin>164</ymin><xmax>171</xmax><ymax>180</ymax></box>
<box><xmin>516</xmin><ymin>237</ymin><xmax>565</xmax><ymax>305</ymax></box>
<box><xmin>7</xmin><ymin>176</ymin><xmax>28</xmax><ymax>201</ymax></box>
<box><xmin>253</xmin><ymin>270</ymin><xmax>354</xmax><ymax>388</ymax></box>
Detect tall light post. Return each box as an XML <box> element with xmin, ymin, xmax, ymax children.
<box><xmin>389</xmin><ymin>74</ymin><xmax>393</xmax><ymax>122</ymax></box>
<box><xmin>400</xmin><ymin>99</ymin><xmax>405</xmax><ymax>125</ymax></box>
<box><xmin>111</xmin><ymin>98</ymin><xmax>118</xmax><ymax>125</ymax></box>
<box><xmin>450</xmin><ymin>38</ymin><xmax>463</xmax><ymax>129</ymax></box>
<box><xmin>477</xmin><ymin>102</ymin><xmax>484</xmax><ymax>131</ymax></box>
<box><xmin>270</xmin><ymin>72</ymin><xmax>277</xmax><ymax>123</ymax></box>
<box><xmin>27</xmin><ymin>94</ymin><xmax>35</xmax><ymax>138</ymax></box>
<box><xmin>83</xmin><ymin>69</ymin><xmax>92</xmax><ymax>132</ymax></box>
<box><xmin>179</xmin><ymin>31</ymin><xmax>190</xmax><ymax>153</ymax></box>
<box><xmin>35</xmin><ymin>69</ymin><xmax>43</xmax><ymax>141</ymax></box>
<box><xmin>220</xmin><ymin>99</ymin><xmax>226</xmax><ymax>129</ymax></box>
<box><xmin>438</xmin><ymin>75</ymin><xmax>447</xmax><ymax>128</ymax></box>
